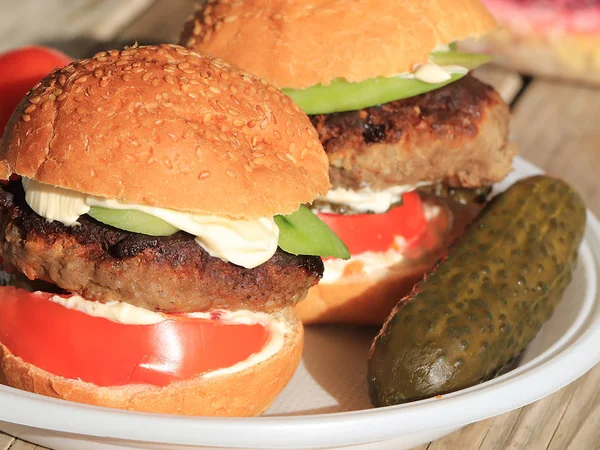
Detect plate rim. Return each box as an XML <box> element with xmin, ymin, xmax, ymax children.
<box><xmin>1</xmin><ymin>157</ymin><xmax>599</xmax><ymax>449</ymax></box>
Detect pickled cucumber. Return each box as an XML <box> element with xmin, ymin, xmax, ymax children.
<box><xmin>368</xmin><ymin>176</ymin><xmax>587</xmax><ymax>406</ymax></box>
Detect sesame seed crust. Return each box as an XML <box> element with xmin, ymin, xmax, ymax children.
<box><xmin>0</xmin><ymin>44</ymin><xmax>329</xmax><ymax>218</ymax></box>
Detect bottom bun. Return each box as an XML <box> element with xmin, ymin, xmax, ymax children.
<box><xmin>297</xmin><ymin>262</ymin><xmax>435</xmax><ymax>325</ymax></box>
<box><xmin>0</xmin><ymin>307</ymin><xmax>303</xmax><ymax>416</ymax></box>
<box><xmin>461</xmin><ymin>29</ymin><xmax>600</xmax><ymax>85</ymax></box>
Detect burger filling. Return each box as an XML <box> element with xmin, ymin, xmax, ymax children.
<box><xmin>307</xmin><ymin>74</ymin><xmax>513</xmax><ymax>284</ymax></box>
<box><xmin>282</xmin><ymin>45</ymin><xmax>492</xmax><ymax>114</ymax></box>
<box><xmin>0</xmin><ymin>178</ymin><xmax>334</xmax><ymax>386</ymax></box>
<box><xmin>0</xmin><ymin>287</ymin><xmax>289</xmax><ymax>387</ymax></box>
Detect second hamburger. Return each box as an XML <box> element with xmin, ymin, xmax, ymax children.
<box><xmin>180</xmin><ymin>0</ymin><xmax>518</xmax><ymax>325</ymax></box>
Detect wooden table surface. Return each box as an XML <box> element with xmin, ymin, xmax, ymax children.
<box><xmin>0</xmin><ymin>1</ymin><xmax>599</xmax><ymax>449</ymax></box>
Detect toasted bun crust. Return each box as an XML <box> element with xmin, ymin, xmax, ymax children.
<box><xmin>297</xmin><ymin>264</ymin><xmax>432</xmax><ymax>325</ymax></box>
<box><xmin>461</xmin><ymin>29</ymin><xmax>600</xmax><ymax>85</ymax></box>
<box><xmin>0</xmin><ymin>44</ymin><xmax>328</xmax><ymax>218</ymax></box>
<box><xmin>180</xmin><ymin>0</ymin><xmax>497</xmax><ymax>89</ymax></box>
<box><xmin>0</xmin><ymin>307</ymin><xmax>303</xmax><ymax>416</ymax></box>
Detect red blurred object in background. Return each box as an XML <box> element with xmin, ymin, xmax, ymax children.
<box><xmin>0</xmin><ymin>46</ymin><xmax>71</xmax><ymax>136</ymax></box>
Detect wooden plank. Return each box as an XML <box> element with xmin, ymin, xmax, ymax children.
<box><xmin>0</xmin><ymin>0</ymin><xmax>154</xmax><ymax>58</ymax></box>
<box><xmin>0</xmin><ymin>434</ymin><xmax>15</xmax><ymax>450</ymax></box>
<box><xmin>546</xmin><ymin>364</ymin><xmax>600</xmax><ymax>450</ymax></box>
<box><xmin>428</xmin><ymin>419</ymin><xmax>494</xmax><ymax>450</ymax></box>
<box><xmin>478</xmin><ymin>409</ymin><xmax>522</xmax><ymax>450</ymax></box>
<box><xmin>7</xmin><ymin>440</ymin><xmax>35</xmax><ymax>450</ymax></box>
<box><xmin>509</xmin><ymin>79</ymin><xmax>600</xmax><ymax>215</ymax></box>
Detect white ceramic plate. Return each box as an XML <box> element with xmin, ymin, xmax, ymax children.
<box><xmin>1</xmin><ymin>157</ymin><xmax>599</xmax><ymax>450</ymax></box>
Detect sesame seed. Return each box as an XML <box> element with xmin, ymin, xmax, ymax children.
<box><xmin>99</xmin><ymin>79</ymin><xmax>109</xmax><ymax>87</ymax></box>
<box><xmin>224</xmin><ymin>15</ymin><xmax>238</xmax><ymax>23</ymax></box>
<box><xmin>74</xmin><ymin>94</ymin><xmax>85</xmax><ymax>102</ymax></box>
<box><xmin>209</xmin><ymin>86</ymin><xmax>221</xmax><ymax>94</ymax></box>
<box><xmin>187</xmin><ymin>92</ymin><xmax>199</xmax><ymax>99</ymax></box>
<box><xmin>273</xmin><ymin>130</ymin><xmax>282</xmax><ymax>140</ymax></box>
<box><xmin>232</xmin><ymin>119</ymin><xmax>244</xmax><ymax>127</ymax></box>
<box><xmin>196</xmin><ymin>147</ymin><xmax>203</xmax><ymax>159</ymax></box>
<box><xmin>164</xmin><ymin>74</ymin><xmax>176</xmax><ymax>84</ymax></box>
<box><xmin>226</xmin><ymin>169</ymin><xmax>237</xmax><ymax>178</ymax></box>
<box><xmin>198</xmin><ymin>170</ymin><xmax>211</xmax><ymax>179</ymax></box>
<box><xmin>122</xmin><ymin>74</ymin><xmax>132</xmax><ymax>82</ymax></box>
<box><xmin>22</xmin><ymin>114</ymin><xmax>31</xmax><ymax>122</ymax></box>
<box><xmin>244</xmin><ymin>164</ymin><xmax>253</xmax><ymax>173</ymax></box>
<box><xmin>142</xmin><ymin>72</ymin><xmax>152</xmax><ymax>81</ymax></box>
<box><xmin>29</xmin><ymin>96</ymin><xmax>41</xmax><ymax>104</ymax></box>
<box><xmin>151</xmin><ymin>78</ymin><xmax>160</xmax><ymax>86</ymax></box>
<box><xmin>252</xmin><ymin>151</ymin><xmax>265</xmax><ymax>158</ymax></box>
<box><xmin>41</xmin><ymin>101</ymin><xmax>52</xmax><ymax>110</ymax></box>
<box><xmin>177</xmin><ymin>62</ymin><xmax>190</xmax><ymax>70</ymax></box>
<box><xmin>247</xmin><ymin>120</ymin><xmax>256</xmax><ymax>128</ymax></box>
<box><xmin>203</xmin><ymin>113</ymin><xmax>213</xmax><ymax>124</ymax></box>
<box><xmin>48</xmin><ymin>94</ymin><xmax>56</xmax><ymax>101</ymax></box>
<box><xmin>76</xmin><ymin>106</ymin><xmax>87</xmax><ymax>115</ymax></box>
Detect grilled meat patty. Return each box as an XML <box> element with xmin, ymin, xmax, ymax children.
<box><xmin>311</xmin><ymin>75</ymin><xmax>515</xmax><ymax>191</ymax></box>
<box><xmin>0</xmin><ymin>182</ymin><xmax>323</xmax><ymax>313</ymax></box>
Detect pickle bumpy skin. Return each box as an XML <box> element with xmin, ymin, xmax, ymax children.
<box><xmin>368</xmin><ymin>176</ymin><xmax>587</xmax><ymax>406</ymax></box>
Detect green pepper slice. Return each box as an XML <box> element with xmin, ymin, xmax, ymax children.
<box><xmin>282</xmin><ymin>51</ymin><xmax>491</xmax><ymax>114</ymax></box>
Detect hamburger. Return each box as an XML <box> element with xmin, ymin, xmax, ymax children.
<box><xmin>180</xmin><ymin>0</ymin><xmax>518</xmax><ymax>325</ymax></box>
<box><xmin>0</xmin><ymin>44</ymin><xmax>348</xmax><ymax>415</ymax></box>
<box><xmin>460</xmin><ymin>0</ymin><xmax>600</xmax><ymax>85</ymax></box>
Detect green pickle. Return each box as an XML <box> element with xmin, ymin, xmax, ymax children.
<box><xmin>368</xmin><ymin>176</ymin><xmax>587</xmax><ymax>406</ymax></box>
<box><xmin>283</xmin><ymin>51</ymin><xmax>491</xmax><ymax>114</ymax></box>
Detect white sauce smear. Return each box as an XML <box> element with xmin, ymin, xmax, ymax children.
<box><xmin>22</xmin><ymin>178</ymin><xmax>278</xmax><ymax>269</ymax></box>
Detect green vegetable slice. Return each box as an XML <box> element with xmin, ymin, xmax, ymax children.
<box><xmin>275</xmin><ymin>205</ymin><xmax>350</xmax><ymax>260</ymax></box>
<box><xmin>88</xmin><ymin>205</ymin><xmax>350</xmax><ymax>259</ymax></box>
<box><xmin>282</xmin><ymin>51</ymin><xmax>492</xmax><ymax>114</ymax></box>
<box><xmin>87</xmin><ymin>207</ymin><xmax>179</xmax><ymax>236</ymax></box>
<box><xmin>429</xmin><ymin>51</ymin><xmax>492</xmax><ymax>70</ymax></box>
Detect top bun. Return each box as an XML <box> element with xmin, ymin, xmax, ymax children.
<box><xmin>179</xmin><ymin>0</ymin><xmax>497</xmax><ymax>89</ymax></box>
<box><xmin>0</xmin><ymin>44</ymin><xmax>329</xmax><ymax>218</ymax></box>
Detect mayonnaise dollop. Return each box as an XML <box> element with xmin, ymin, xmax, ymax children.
<box><xmin>317</xmin><ymin>182</ymin><xmax>431</xmax><ymax>214</ymax></box>
<box><xmin>396</xmin><ymin>45</ymin><xmax>469</xmax><ymax>84</ymax></box>
<box><xmin>22</xmin><ymin>178</ymin><xmax>279</xmax><ymax>269</ymax></box>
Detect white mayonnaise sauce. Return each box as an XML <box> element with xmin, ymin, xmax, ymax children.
<box><xmin>317</xmin><ymin>182</ymin><xmax>431</xmax><ymax>214</ymax></box>
<box><xmin>22</xmin><ymin>178</ymin><xmax>278</xmax><ymax>269</ymax></box>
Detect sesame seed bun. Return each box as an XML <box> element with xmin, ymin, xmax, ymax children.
<box><xmin>0</xmin><ymin>307</ymin><xmax>303</xmax><ymax>416</ymax></box>
<box><xmin>0</xmin><ymin>44</ymin><xmax>329</xmax><ymax>218</ymax></box>
<box><xmin>179</xmin><ymin>0</ymin><xmax>498</xmax><ymax>89</ymax></box>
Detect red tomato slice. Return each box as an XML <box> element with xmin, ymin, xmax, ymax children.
<box><xmin>0</xmin><ymin>287</ymin><xmax>269</xmax><ymax>387</ymax></box>
<box><xmin>0</xmin><ymin>46</ymin><xmax>71</xmax><ymax>136</ymax></box>
<box><xmin>317</xmin><ymin>191</ymin><xmax>427</xmax><ymax>255</ymax></box>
